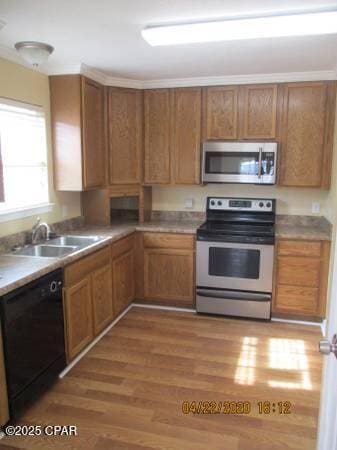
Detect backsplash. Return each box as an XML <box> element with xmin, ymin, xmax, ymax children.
<box><xmin>151</xmin><ymin>211</ymin><xmax>206</xmax><ymax>221</ymax></box>
<box><xmin>0</xmin><ymin>216</ymin><xmax>85</xmax><ymax>254</ymax></box>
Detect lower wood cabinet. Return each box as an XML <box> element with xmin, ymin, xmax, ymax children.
<box><xmin>64</xmin><ymin>246</ymin><xmax>112</xmax><ymax>361</ymax></box>
<box><xmin>92</xmin><ymin>263</ymin><xmax>113</xmax><ymax>334</ymax></box>
<box><xmin>111</xmin><ymin>234</ymin><xmax>135</xmax><ymax>316</ymax></box>
<box><xmin>273</xmin><ymin>239</ymin><xmax>330</xmax><ymax>319</ymax></box>
<box><xmin>137</xmin><ymin>232</ymin><xmax>195</xmax><ymax>307</ymax></box>
<box><xmin>64</xmin><ymin>277</ymin><xmax>93</xmax><ymax>361</ymax></box>
<box><xmin>63</xmin><ymin>235</ymin><xmax>136</xmax><ymax>361</ymax></box>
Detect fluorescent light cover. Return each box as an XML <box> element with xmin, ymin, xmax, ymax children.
<box><xmin>142</xmin><ymin>10</ymin><xmax>337</xmax><ymax>46</ymax></box>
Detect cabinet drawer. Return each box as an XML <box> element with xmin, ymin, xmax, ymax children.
<box><xmin>64</xmin><ymin>246</ymin><xmax>111</xmax><ymax>287</ymax></box>
<box><xmin>143</xmin><ymin>232</ymin><xmax>194</xmax><ymax>250</ymax></box>
<box><xmin>278</xmin><ymin>240</ymin><xmax>322</xmax><ymax>257</ymax></box>
<box><xmin>277</xmin><ymin>256</ymin><xmax>321</xmax><ymax>287</ymax></box>
<box><xmin>111</xmin><ymin>234</ymin><xmax>135</xmax><ymax>260</ymax></box>
<box><xmin>275</xmin><ymin>285</ymin><xmax>319</xmax><ymax>315</ymax></box>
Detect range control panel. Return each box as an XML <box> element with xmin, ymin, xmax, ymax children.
<box><xmin>207</xmin><ymin>197</ymin><xmax>274</xmax><ymax>212</ymax></box>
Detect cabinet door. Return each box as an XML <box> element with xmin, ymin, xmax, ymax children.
<box><xmin>241</xmin><ymin>84</ymin><xmax>278</xmax><ymax>139</ymax></box>
<box><xmin>92</xmin><ymin>263</ymin><xmax>113</xmax><ymax>335</ymax></box>
<box><xmin>81</xmin><ymin>77</ymin><xmax>105</xmax><ymax>189</ymax></box>
<box><xmin>204</xmin><ymin>86</ymin><xmax>238</xmax><ymax>139</ymax></box>
<box><xmin>278</xmin><ymin>82</ymin><xmax>334</xmax><ymax>187</ymax></box>
<box><xmin>173</xmin><ymin>88</ymin><xmax>201</xmax><ymax>184</ymax></box>
<box><xmin>112</xmin><ymin>250</ymin><xmax>135</xmax><ymax>317</ymax></box>
<box><xmin>108</xmin><ymin>88</ymin><xmax>142</xmax><ymax>185</ymax></box>
<box><xmin>64</xmin><ymin>277</ymin><xmax>93</xmax><ymax>361</ymax></box>
<box><xmin>144</xmin><ymin>89</ymin><xmax>171</xmax><ymax>184</ymax></box>
<box><xmin>144</xmin><ymin>248</ymin><xmax>194</xmax><ymax>306</ymax></box>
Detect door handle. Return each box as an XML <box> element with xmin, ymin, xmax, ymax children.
<box><xmin>258</xmin><ymin>147</ymin><xmax>263</xmax><ymax>179</ymax></box>
<box><xmin>319</xmin><ymin>334</ymin><xmax>337</xmax><ymax>358</ymax></box>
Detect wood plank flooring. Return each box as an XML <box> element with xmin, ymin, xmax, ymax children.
<box><xmin>0</xmin><ymin>307</ymin><xmax>323</xmax><ymax>450</ymax></box>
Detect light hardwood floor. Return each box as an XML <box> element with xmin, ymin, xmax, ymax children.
<box><xmin>0</xmin><ymin>308</ymin><xmax>322</xmax><ymax>450</ymax></box>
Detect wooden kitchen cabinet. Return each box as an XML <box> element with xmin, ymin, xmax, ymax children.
<box><xmin>203</xmin><ymin>84</ymin><xmax>277</xmax><ymax>140</ymax></box>
<box><xmin>64</xmin><ymin>277</ymin><xmax>93</xmax><ymax>361</ymax></box>
<box><xmin>278</xmin><ymin>81</ymin><xmax>336</xmax><ymax>188</ymax></box>
<box><xmin>273</xmin><ymin>239</ymin><xmax>330</xmax><ymax>319</ymax></box>
<box><xmin>241</xmin><ymin>84</ymin><xmax>278</xmax><ymax>139</ymax></box>
<box><xmin>111</xmin><ymin>234</ymin><xmax>135</xmax><ymax>316</ymax></box>
<box><xmin>50</xmin><ymin>75</ymin><xmax>105</xmax><ymax>191</ymax></box>
<box><xmin>107</xmin><ymin>87</ymin><xmax>142</xmax><ymax>185</ymax></box>
<box><xmin>92</xmin><ymin>263</ymin><xmax>113</xmax><ymax>335</ymax></box>
<box><xmin>144</xmin><ymin>88</ymin><xmax>202</xmax><ymax>185</ymax></box>
<box><xmin>138</xmin><ymin>232</ymin><xmax>195</xmax><ymax>307</ymax></box>
<box><xmin>63</xmin><ymin>246</ymin><xmax>112</xmax><ymax>361</ymax></box>
<box><xmin>144</xmin><ymin>89</ymin><xmax>171</xmax><ymax>184</ymax></box>
<box><xmin>172</xmin><ymin>87</ymin><xmax>201</xmax><ymax>184</ymax></box>
<box><xmin>203</xmin><ymin>86</ymin><xmax>239</xmax><ymax>139</ymax></box>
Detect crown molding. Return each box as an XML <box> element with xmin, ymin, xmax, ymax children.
<box><xmin>1</xmin><ymin>45</ymin><xmax>336</xmax><ymax>87</ymax></box>
<box><xmin>138</xmin><ymin>70</ymin><xmax>337</xmax><ymax>89</ymax></box>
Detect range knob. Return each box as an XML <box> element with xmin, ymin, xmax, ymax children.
<box><xmin>266</xmin><ymin>202</ymin><xmax>271</xmax><ymax>208</ymax></box>
<box><xmin>217</xmin><ymin>200</ymin><xmax>222</xmax><ymax>206</ymax></box>
<box><xmin>259</xmin><ymin>202</ymin><xmax>264</xmax><ymax>208</ymax></box>
<box><xmin>210</xmin><ymin>200</ymin><xmax>215</xmax><ymax>206</ymax></box>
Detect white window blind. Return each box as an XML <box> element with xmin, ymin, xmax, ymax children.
<box><xmin>0</xmin><ymin>98</ymin><xmax>49</xmax><ymax>213</ymax></box>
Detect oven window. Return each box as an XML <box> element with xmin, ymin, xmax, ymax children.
<box><xmin>205</xmin><ymin>152</ymin><xmax>259</xmax><ymax>175</ymax></box>
<box><xmin>209</xmin><ymin>247</ymin><xmax>260</xmax><ymax>279</ymax></box>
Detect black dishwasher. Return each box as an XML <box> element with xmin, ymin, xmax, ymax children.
<box><xmin>0</xmin><ymin>269</ymin><xmax>66</xmax><ymax>419</ymax></box>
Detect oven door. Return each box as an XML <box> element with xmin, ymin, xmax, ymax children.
<box><xmin>196</xmin><ymin>240</ymin><xmax>274</xmax><ymax>293</ymax></box>
<box><xmin>202</xmin><ymin>142</ymin><xmax>277</xmax><ymax>184</ymax></box>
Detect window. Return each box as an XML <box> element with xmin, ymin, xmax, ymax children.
<box><xmin>0</xmin><ymin>98</ymin><xmax>49</xmax><ymax>216</ymax></box>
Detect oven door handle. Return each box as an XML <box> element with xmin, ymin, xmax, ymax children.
<box><xmin>197</xmin><ymin>289</ymin><xmax>271</xmax><ymax>302</ymax></box>
<box><xmin>258</xmin><ymin>147</ymin><xmax>263</xmax><ymax>179</ymax></box>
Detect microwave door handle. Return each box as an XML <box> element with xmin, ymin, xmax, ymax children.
<box><xmin>258</xmin><ymin>147</ymin><xmax>262</xmax><ymax>178</ymax></box>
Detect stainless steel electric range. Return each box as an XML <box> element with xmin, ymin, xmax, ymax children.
<box><xmin>196</xmin><ymin>197</ymin><xmax>276</xmax><ymax>320</ymax></box>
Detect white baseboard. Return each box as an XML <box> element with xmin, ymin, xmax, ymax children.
<box><xmin>271</xmin><ymin>317</ymin><xmax>322</xmax><ymax>328</ymax></box>
<box><xmin>132</xmin><ymin>302</ymin><xmax>196</xmax><ymax>313</ymax></box>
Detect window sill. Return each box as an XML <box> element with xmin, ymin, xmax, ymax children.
<box><xmin>0</xmin><ymin>203</ymin><xmax>55</xmax><ymax>223</ymax></box>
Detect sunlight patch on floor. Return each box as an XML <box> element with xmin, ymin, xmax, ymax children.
<box><xmin>234</xmin><ymin>336</ymin><xmax>257</xmax><ymax>385</ymax></box>
<box><xmin>268</xmin><ymin>338</ymin><xmax>313</xmax><ymax>390</ymax></box>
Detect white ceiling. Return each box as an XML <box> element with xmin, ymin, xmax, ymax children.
<box><xmin>0</xmin><ymin>0</ymin><xmax>337</xmax><ymax>82</ymax></box>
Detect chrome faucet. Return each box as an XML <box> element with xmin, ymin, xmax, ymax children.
<box><xmin>31</xmin><ymin>218</ymin><xmax>52</xmax><ymax>244</ymax></box>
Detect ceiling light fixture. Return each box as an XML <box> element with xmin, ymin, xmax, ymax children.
<box><xmin>14</xmin><ymin>41</ymin><xmax>54</xmax><ymax>66</ymax></box>
<box><xmin>142</xmin><ymin>10</ymin><xmax>337</xmax><ymax>46</ymax></box>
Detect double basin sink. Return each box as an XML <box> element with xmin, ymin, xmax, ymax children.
<box><xmin>12</xmin><ymin>235</ymin><xmax>104</xmax><ymax>258</ymax></box>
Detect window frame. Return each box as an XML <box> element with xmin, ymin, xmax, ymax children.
<box><xmin>0</xmin><ymin>97</ymin><xmax>54</xmax><ymax>222</ymax></box>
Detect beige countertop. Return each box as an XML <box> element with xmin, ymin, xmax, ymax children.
<box><xmin>0</xmin><ymin>217</ymin><xmax>331</xmax><ymax>296</ymax></box>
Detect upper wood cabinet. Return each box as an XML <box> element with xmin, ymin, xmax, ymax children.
<box><xmin>241</xmin><ymin>84</ymin><xmax>278</xmax><ymax>139</ymax></box>
<box><xmin>144</xmin><ymin>89</ymin><xmax>171</xmax><ymax>184</ymax></box>
<box><xmin>278</xmin><ymin>81</ymin><xmax>336</xmax><ymax>188</ymax></box>
<box><xmin>203</xmin><ymin>86</ymin><xmax>239</xmax><ymax>139</ymax></box>
<box><xmin>50</xmin><ymin>75</ymin><xmax>105</xmax><ymax>191</ymax></box>
<box><xmin>107</xmin><ymin>88</ymin><xmax>142</xmax><ymax>185</ymax></box>
<box><xmin>144</xmin><ymin>87</ymin><xmax>202</xmax><ymax>185</ymax></box>
<box><xmin>172</xmin><ymin>88</ymin><xmax>201</xmax><ymax>184</ymax></box>
<box><xmin>203</xmin><ymin>84</ymin><xmax>278</xmax><ymax>140</ymax></box>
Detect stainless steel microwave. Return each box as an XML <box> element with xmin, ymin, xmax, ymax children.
<box><xmin>202</xmin><ymin>142</ymin><xmax>277</xmax><ymax>184</ymax></box>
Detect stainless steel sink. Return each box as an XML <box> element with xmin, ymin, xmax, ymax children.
<box><xmin>49</xmin><ymin>235</ymin><xmax>102</xmax><ymax>247</ymax></box>
<box><xmin>13</xmin><ymin>244</ymin><xmax>78</xmax><ymax>258</ymax></box>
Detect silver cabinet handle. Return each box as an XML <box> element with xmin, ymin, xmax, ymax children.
<box><xmin>258</xmin><ymin>147</ymin><xmax>263</xmax><ymax>179</ymax></box>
